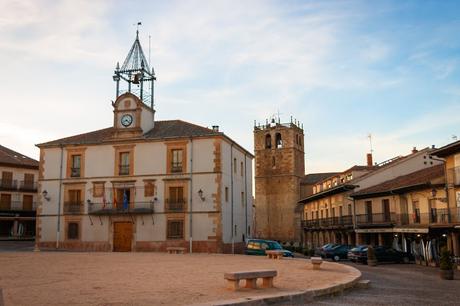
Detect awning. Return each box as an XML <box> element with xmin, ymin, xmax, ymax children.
<box><xmin>355</xmin><ymin>228</ymin><xmax>429</xmax><ymax>234</ymax></box>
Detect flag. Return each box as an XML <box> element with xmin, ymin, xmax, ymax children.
<box><xmin>123</xmin><ymin>190</ymin><xmax>129</xmax><ymax>210</ymax></box>
<box><xmin>102</xmin><ymin>191</ymin><xmax>107</xmax><ymax>209</ymax></box>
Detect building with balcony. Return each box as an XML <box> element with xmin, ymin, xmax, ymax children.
<box><xmin>0</xmin><ymin>145</ymin><xmax>38</xmax><ymax>240</ymax></box>
<box><xmin>431</xmin><ymin>140</ymin><xmax>460</xmax><ymax>258</ymax></box>
<box><xmin>299</xmin><ymin>148</ymin><xmax>443</xmax><ymax>249</ymax></box>
<box><xmin>35</xmin><ymin>31</ymin><xmax>253</xmax><ymax>253</ymax></box>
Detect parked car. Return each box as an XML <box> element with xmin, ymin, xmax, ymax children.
<box><xmin>348</xmin><ymin>245</ymin><xmax>368</xmax><ymax>262</ymax></box>
<box><xmin>244</xmin><ymin>239</ymin><xmax>294</xmax><ymax>257</ymax></box>
<box><xmin>315</xmin><ymin>243</ymin><xmax>338</xmax><ymax>256</ymax></box>
<box><xmin>354</xmin><ymin>245</ymin><xmax>412</xmax><ymax>264</ymax></box>
<box><xmin>322</xmin><ymin>244</ymin><xmax>353</xmax><ymax>261</ymax></box>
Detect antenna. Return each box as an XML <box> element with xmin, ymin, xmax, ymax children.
<box><xmin>149</xmin><ymin>35</ymin><xmax>151</xmax><ymax>68</ymax></box>
<box><xmin>368</xmin><ymin>133</ymin><xmax>374</xmax><ymax>154</ymax></box>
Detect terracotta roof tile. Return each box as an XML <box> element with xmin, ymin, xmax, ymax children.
<box><xmin>351</xmin><ymin>164</ymin><xmax>444</xmax><ymax>197</ymax></box>
<box><xmin>0</xmin><ymin>145</ymin><xmax>39</xmax><ymax>168</ymax></box>
<box><xmin>301</xmin><ymin>172</ymin><xmax>340</xmax><ymax>185</ymax></box>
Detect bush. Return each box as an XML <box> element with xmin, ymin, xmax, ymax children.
<box><xmin>440</xmin><ymin>247</ymin><xmax>453</xmax><ymax>271</ymax></box>
<box><xmin>367</xmin><ymin>245</ymin><xmax>376</xmax><ymax>260</ymax></box>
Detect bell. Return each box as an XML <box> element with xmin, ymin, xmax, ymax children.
<box><xmin>132</xmin><ymin>73</ymin><xmax>141</xmax><ymax>84</ymax></box>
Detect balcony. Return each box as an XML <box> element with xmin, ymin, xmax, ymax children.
<box><xmin>301</xmin><ymin>215</ymin><xmax>353</xmax><ymax>229</ymax></box>
<box><xmin>356</xmin><ymin>213</ymin><xmax>396</xmax><ymax>226</ymax></box>
<box><xmin>19</xmin><ymin>181</ymin><xmax>37</xmax><ymax>192</ymax></box>
<box><xmin>165</xmin><ymin>199</ymin><xmax>186</xmax><ymax>212</ymax></box>
<box><xmin>0</xmin><ymin>201</ymin><xmax>36</xmax><ymax>215</ymax></box>
<box><xmin>119</xmin><ymin>165</ymin><xmax>130</xmax><ymax>175</ymax></box>
<box><xmin>88</xmin><ymin>202</ymin><xmax>154</xmax><ymax>215</ymax></box>
<box><xmin>0</xmin><ymin>179</ymin><xmax>18</xmax><ymax>191</ymax></box>
<box><xmin>70</xmin><ymin>167</ymin><xmax>81</xmax><ymax>178</ymax></box>
<box><xmin>171</xmin><ymin>162</ymin><xmax>183</xmax><ymax>173</ymax></box>
<box><xmin>447</xmin><ymin>166</ymin><xmax>460</xmax><ymax>186</ymax></box>
<box><xmin>64</xmin><ymin>201</ymin><xmax>83</xmax><ymax>214</ymax></box>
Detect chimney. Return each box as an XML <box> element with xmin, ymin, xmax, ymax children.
<box><xmin>366</xmin><ymin>153</ymin><xmax>373</xmax><ymax>167</ymax></box>
<box><xmin>412</xmin><ymin>147</ymin><xmax>418</xmax><ymax>154</ymax></box>
<box><xmin>212</xmin><ymin>125</ymin><xmax>219</xmax><ymax>132</ymax></box>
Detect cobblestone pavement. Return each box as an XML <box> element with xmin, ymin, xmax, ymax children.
<box><xmin>0</xmin><ymin>240</ymin><xmax>34</xmax><ymax>252</ymax></box>
<box><xmin>311</xmin><ymin>261</ymin><xmax>460</xmax><ymax>306</ymax></box>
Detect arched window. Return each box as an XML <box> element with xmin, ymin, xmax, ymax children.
<box><xmin>296</xmin><ymin>134</ymin><xmax>299</xmax><ymax>145</ymax></box>
<box><xmin>272</xmin><ymin>156</ymin><xmax>276</xmax><ymax>167</ymax></box>
<box><xmin>275</xmin><ymin>133</ymin><xmax>282</xmax><ymax>148</ymax></box>
<box><xmin>265</xmin><ymin>134</ymin><xmax>272</xmax><ymax>149</ymax></box>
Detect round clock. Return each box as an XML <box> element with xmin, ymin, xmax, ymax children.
<box><xmin>121</xmin><ymin>114</ymin><xmax>133</xmax><ymax>127</ymax></box>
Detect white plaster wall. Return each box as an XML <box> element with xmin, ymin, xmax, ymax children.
<box><xmin>43</xmin><ymin>147</ymin><xmax>63</xmax><ymax>179</ymax></box>
<box><xmin>192</xmin><ymin>138</ymin><xmax>215</xmax><ymax>173</ymax></box>
<box><xmin>140</xmin><ymin>106</ymin><xmax>155</xmax><ymax>133</ymax></box>
<box><xmin>135</xmin><ymin>142</ymin><xmax>165</xmax><ymax>175</ymax></box>
<box><xmin>82</xmin><ymin>217</ymin><xmax>109</xmax><ymax>241</ymax></box>
<box><xmin>85</xmin><ymin>146</ymin><xmax>115</xmax><ymax>177</ymax></box>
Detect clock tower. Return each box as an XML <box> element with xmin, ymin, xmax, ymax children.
<box><xmin>112</xmin><ymin>29</ymin><xmax>156</xmax><ymax>138</ymax></box>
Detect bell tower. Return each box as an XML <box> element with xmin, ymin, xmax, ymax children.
<box><xmin>113</xmin><ymin>27</ymin><xmax>156</xmax><ymax>109</ymax></box>
<box><xmin>254</xmin><ymin>116</ymin><xmax>305</xmax><ymax>242</ymax></box>
<box><xmin>111</xmin><ymin>27</ymin><xmax>156</xmax><ymax>139</ymax></box>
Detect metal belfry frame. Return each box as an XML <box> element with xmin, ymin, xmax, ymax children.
<box><xmin>113</xmin><ymin>29</ymin><xmax>156</xmax><ymax>108</ymax></box>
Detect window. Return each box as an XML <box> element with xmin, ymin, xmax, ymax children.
<box><xmin>167</xmin><ymin>219</ymin><xmax>184</xmax><ymax>239</ymax></box>
<box><xmin>168</xmin><ymin>187</ymin><xmax>184</xmax><ymax>211</ymax></box>
<box><xmin>0</xmin><ymin>194</ymin><xmax>12</xmax><ymax>210</ymax></box>
<box><xmin>67</xmin><ymin>222</ymin><xmax>79</xmax><ymax>240</ymax></box>
<box><xmin>233</xmin><ymin>158</ymin><xmax>237</xmax><ymax>173</ymax></box>
<box><xmin>265</xmin><ymin>134</ymin><xmax>272</xmax><ymax>149</ymax></box>
<box><xmin>241</xmin><ymin>192</ymin><xmax>245</xmax><ymax>206</ymax></box>
<box><xmin>240</xmin><ymin>161</ymin><xmax>244</xmax><ymax>176</ymax></box>
<box><xmin>1</xmin><ymin>171</ymin><xmax>13</xmax><ymax>188</ymax></box>
<box><xmin>119</xmin><ymin>152</ymin><xmax>130</xmax><ymax>175</ymax></box>
<box><xmin>23</xmin><ymin>173</ymin><xmax>35</xmax><ymax>189</ymax></box>
<box><xmin>144</xmin><ymin>181</ymin><xmax>155</xmax><ymax>197</ymax></box>
<box><xmin>225</xmin><ymin>187</ymin><xmax>229</xmax><ymax>202</ymax></box>
<box><xmin>348</xmin><ymin>204</ymin><xmax>352</xmax><ymax>216</ymax></box>
<box><xmin>272</xmin><ymin>156</ymin><xmax>276</xmax><ymax>168</ymax></box>
<box><xmin>171</xmin><ymin>149</ymin><xmax>183</xmax><ymax>173</ymax></box>
<box><xmin>275</xmin><ymin>133</ymin><xmax>282</xmax><ymax>148</ymax></box>
<box><xmin>93</xmin><ymin>182</ymin><xmax>104</xmax><ymax>197</ymax></box>
<box><xmin>70</xmin><ymin>155</ymin><xmax>81</xmax><ymax>177</ymax></box>
<box><xmin>412</xmin><ymin>200</ymin><xmax>420</xmax><ymax>223</ymax></box>
<box><xmin>66</xmin><ymin>190</ymin><xmax>82</xmax><ymax>213</ymax></box>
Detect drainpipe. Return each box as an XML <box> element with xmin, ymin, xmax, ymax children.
<box><xmin>231</xmin><ymin>143</ymin><xmax>234</xmax><ymax>254</ymax></box>
<box><xmin>189</xmin><ymin>138</ymin><xmax>193</xmax><ymax>254</ymax></box>
<box><xmin>56</xmin><ymin>145</ymin><xmax>64</xmax><ymax>249</ymax></box>
<box><xmin>244</xmin><ymin>154</ymin><xmax>248</xmax><ymax>240</ymax></box>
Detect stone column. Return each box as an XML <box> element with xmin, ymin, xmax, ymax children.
<box><xmin>355</xmin><ymin>232</ymin><xmax>363</xmax><ymax>245</ymax></box>
<box><xmin>451</xmin><ymin>232</ymin><xmax>459</xmax><ymax>257</ymax></box>
<box><xmin>378</xmin><ymin>233</ymin><xmax>384</xmax><ymax>246</ymax></box>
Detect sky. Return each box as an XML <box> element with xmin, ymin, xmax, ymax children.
<box><xmin>0</xmin><ymin>0</ymin><xmax>459</xmax><ymax>173</ymax></box>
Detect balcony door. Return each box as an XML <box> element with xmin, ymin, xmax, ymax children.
<box><xmin>0</xmin><ymin>194</ymin><xmax>11</xmax><ymax>210</ymax></box>
<box><xmin>23</xmin><ymin>195</ymin><xmax>33</xmax><ymax>211</ymax></box>
<box><xmin>1</xmin><ymin>172</ymin><xmax>13</xmax><ymax>188</ymax></box>
<box><xmin>382</xmin><ymin>199</ymin><xmax>390</xmax><ymax>222</ymax></box>
<box><xmin>365</xmin><ymin>201</ymin><xmax>373</xmax><ymax>223</ymax></box>
<box><xmin>115</xmin><ymin>188</ymin><xmax>131</xmax><ymax>210</ymax></box>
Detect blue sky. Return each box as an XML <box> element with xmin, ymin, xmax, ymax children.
<box><xmin>0</xmin><ymin>0</ymin><xmax>459</xmax><ymax>172</ymax></box>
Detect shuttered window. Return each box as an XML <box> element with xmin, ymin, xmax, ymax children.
<box><xmin>167</xmin><ymin>220</ymin><xmax>184</xmax><ymax>239</ymax></box>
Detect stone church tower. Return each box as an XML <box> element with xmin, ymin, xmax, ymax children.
<box><xmin>254</xmin><ymin>118</ymin><xmax>305</xmax><ymax>242</ymax></box>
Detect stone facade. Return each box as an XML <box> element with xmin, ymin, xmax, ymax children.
<box><xmin>254</xmin><ymin>120</ymin><xmax>304</xmax><ymax>242</ymax></box>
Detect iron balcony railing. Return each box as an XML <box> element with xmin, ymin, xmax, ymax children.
<box><xmin>0</xmin><ymin>201</ymin><xmax>36</xmax><ymax>211</ymax></box>
<box><xmin>171</xmin><ymin>162</ymin><xmax>183</xmax><ymax>173</ymax></box>
<box><xmin>404</xmin><ymin>208</ymin><xmax>453</xmax><ymax>225</ymax></box>
<box><xmin>119</xmin><ymin>165</ymin><xmax>130</xmax><ymax>175</ymax></box>
<box><xmin>165</xmin><ymin>199</ymin><xmax>186</xmax><ymax>212</ymax></box>
<box><xmin>70</xmin><ymin>167</ymin><xmax>81</xmax><ymax>177</ymax></box>
<box><xmin>64</xmin><ymin>201</ymin><xmax>83</xmax><ymax>214</ymax></box>
<box><xmin>0</xmin><ymin>179</ymin><xmax>18</xmax><ymax>190</ymax></box>
<box><xmin>447</xmin><ymin>166</ymin><xmax>460</xmax><ymax>186</ymax></box>
<box><xmin>301</xmin><ymin>215</ymin><xmax>353</xmax><ymax>228</ymax></box>
<box><xmin>356</xmin><ymin>213</ymin><xmax>396</xmax><ymax>225</ymax></box>
<box><xmin>19</xmin><ymin>181</ymin><xmax>37</xmax><ymax>192</ymax></box>
<box><xmin>88</xmin><ymin>202</ymin><xmax>154</xmax><ymax>215</ymax></box>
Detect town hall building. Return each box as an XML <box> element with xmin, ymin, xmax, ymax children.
<box><xmin>36</xmin><ymin>31</ymin><xmax>253</xmax><ymax>253</ymax></box>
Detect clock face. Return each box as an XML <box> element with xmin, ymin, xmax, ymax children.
<box><xmin>121</xmin><ymin>114</ymin><xmax>133</xmax><ymax>127</ymax></box>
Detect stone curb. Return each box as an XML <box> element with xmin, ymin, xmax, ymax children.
<box><xmin>194</xmin><ymin>263</ymin><xmax>362</xmax><ymax>306</ymax></box>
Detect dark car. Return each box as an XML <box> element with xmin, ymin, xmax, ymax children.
<box><xmin>348</xmin><ymin>245</ymin><xmax>368</xmax><ymax>262</ymax></box>
<box><xmin>244</xmin><ymin>239</ymin><xmax>294</xmax><ymax>257</ymax></box>
<box><xmin>322</xmin><ymin>244</ymin><xmax>353</xmax><ymax>261</ymax></box>
<box><xmin>355</xmin><ymin>246</ymin><xmax>411</xmax><ymax>264</ymax></box>
<box><xmin>316</xmin><ymin>243</ymin><xmax>338</xmax><ymax>256</ymax></box>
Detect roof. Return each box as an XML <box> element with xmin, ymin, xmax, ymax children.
<box><xmin>37</xmin><ymin>120</ymin><xmax>253</xmax><ymax>157</ymax></box>
<box><xmin>301</xmin><ymin>172</ymin><xmax>340</xmax><ymax>185</ymax></box>
<box><xmin>350</xmin><ymin>164</ymin><xmax>444</xmax><ymax>199</ymax></box>
<box><xmin>298</xmin><ymin>184</ymin><xmax>357</xmax><ymax>203</ymax></box>
<box><xmin>432</xmin><ymin>140</ymin><xmax>460</xmax><ymax>157</ymax></box>
<box><xmin>121</xmin><ymin>31</ymin><xmax>151</xmax><ymax>72</ymax></box>
<box><xmin>0</xmin><ymin>145</ymin><xmax>39</xmax><ymax>169</ymax></box>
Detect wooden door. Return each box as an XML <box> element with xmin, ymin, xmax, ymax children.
<box><xmin>23</xmin><ymin>195</ymin><xmax>33</xmax><ymax>211</ymax></box>
<box><xmin>113</xmin><ymin>222</ymin><xmax>132</xmax><ymax>252</ymax></box>
<box><xmin>1</xmin><ymin>172</ymin><xmax>13</xmax><ymax>188</ymax></box>
<box><xmin>0</xmin><ymin>194</ymin><xmax>12</xmax><ymax>210</ymax></box>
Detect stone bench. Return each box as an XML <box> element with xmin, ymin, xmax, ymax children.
<box><xmin>166</xmin><ymin>247</ymin><xmax>186</xmax><ymax>254</ymax></box>
<box><xmin>224</xmin><ymin>270</ymin><xmax>277</xmax><ymax>290</ymax></box>
<box><xmin>311</xmin><ymin>257</ymin><xmax>323</xmax><ymax>270</ymax></box>
<box><xmin>266</xmin><ymin>250</ymin><xmax>284</xmax><ymax>259</ymax></box>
